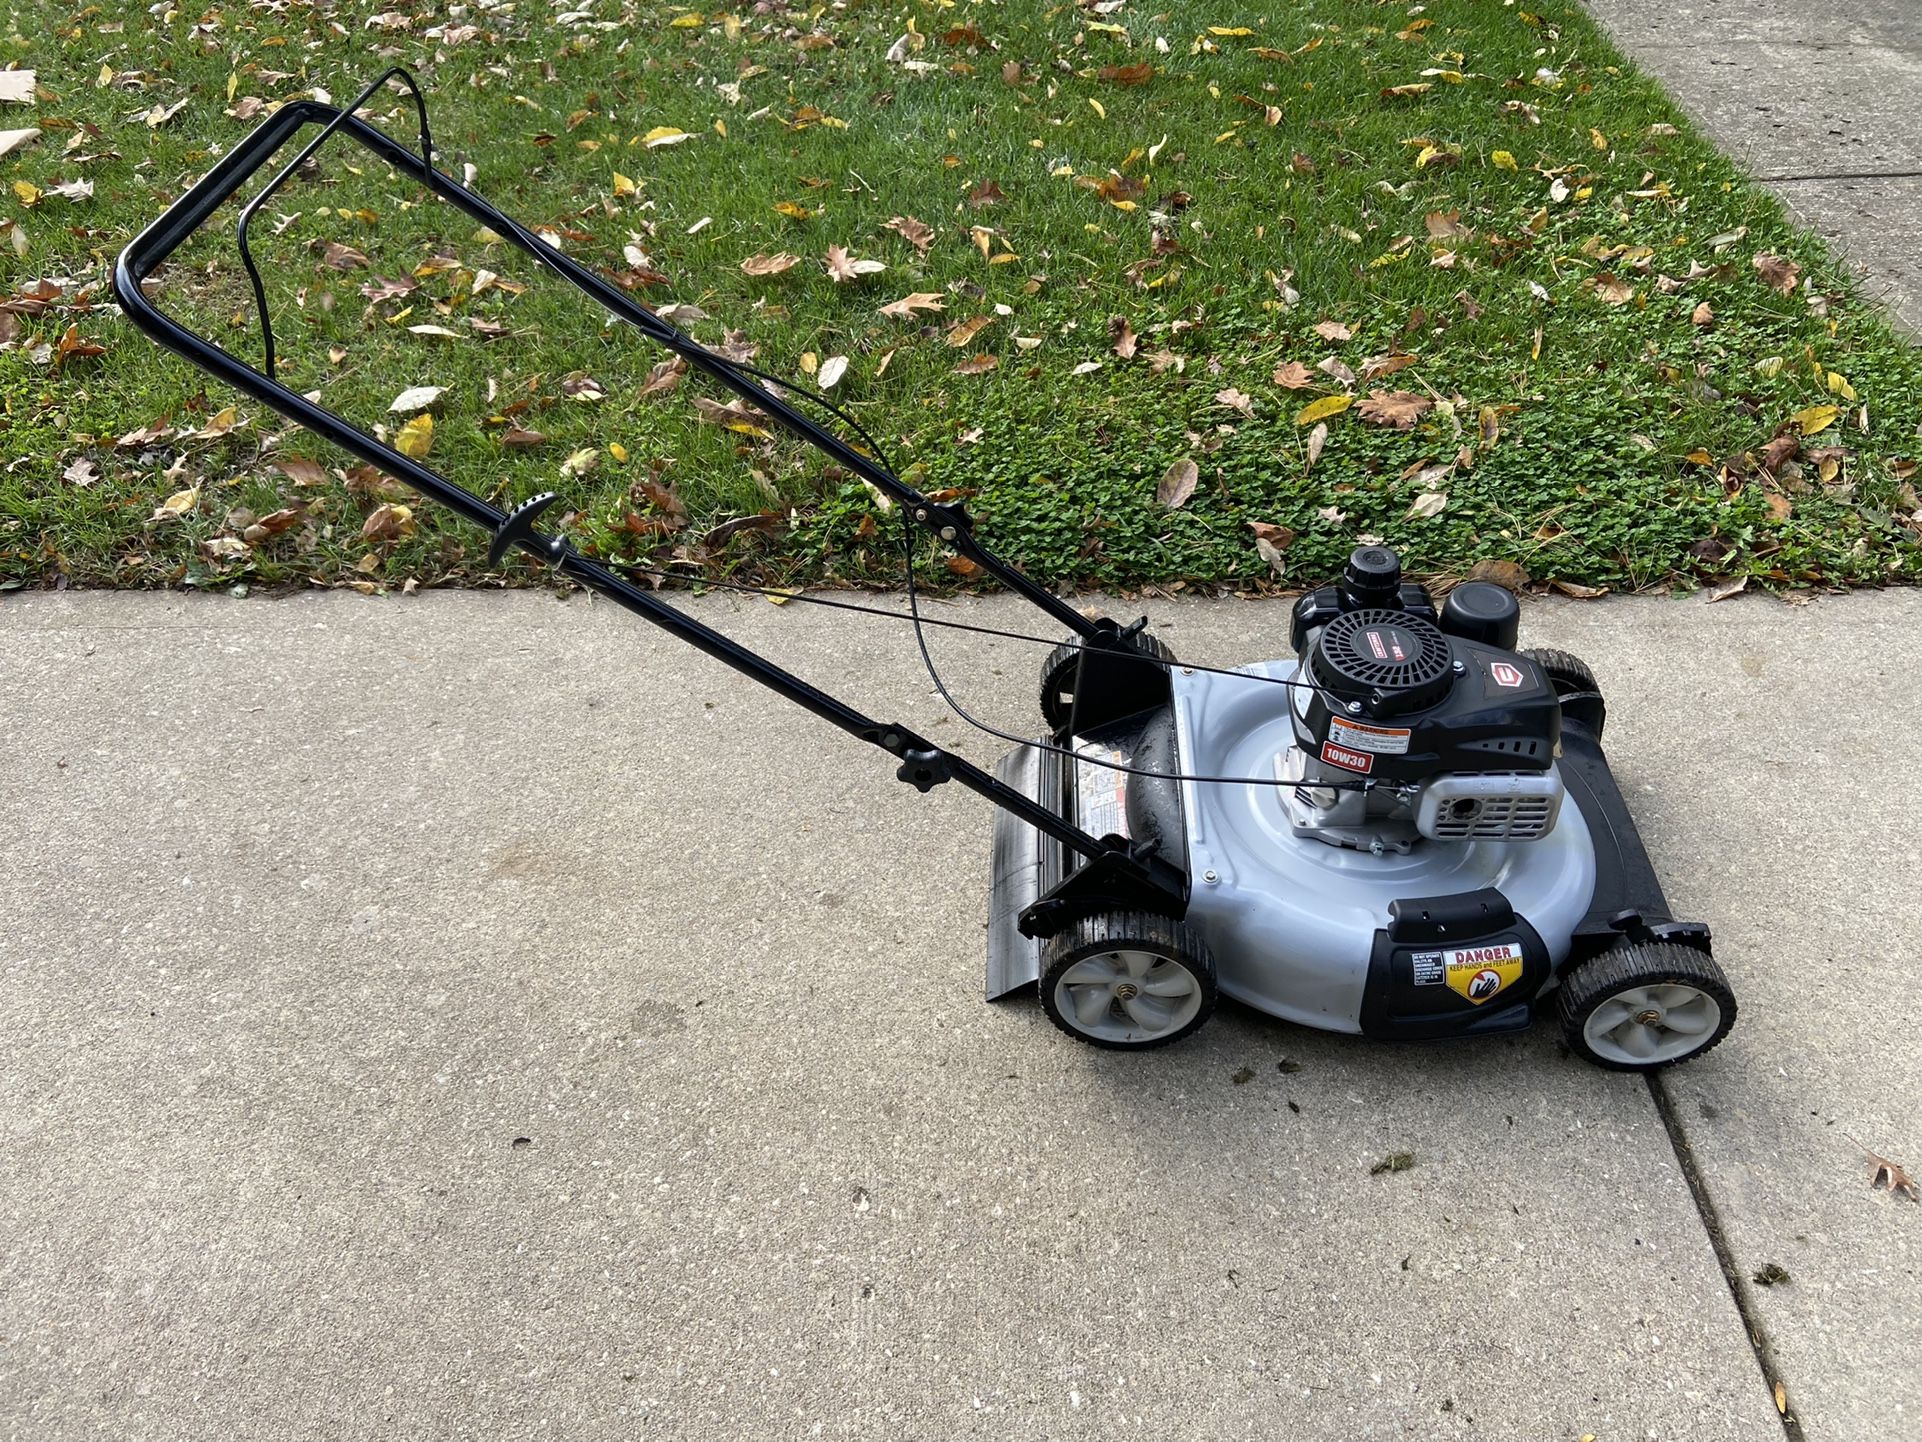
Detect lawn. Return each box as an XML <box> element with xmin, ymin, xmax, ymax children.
<box><xmin>3</xmin><ymin>0</ymin><xmax>1920</xmax><ymax>597</ymax></box>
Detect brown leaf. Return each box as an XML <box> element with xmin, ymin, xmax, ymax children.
<box><xmin>361</xmin><ymin>502</ymin><xmax>416</xmax><ymax>543</ymax></box>
<box><xmin>1272</xmin><ymin>360</ymin><xmax>1314</xmax><ymax>390</ymax></box>
<box><xmin>1691</xmin><ymin>301</ymin><xmax>1714</xmax><ymax>327</ymax></box>
<box><xmin>1360</xmin><ymin>351</ymin><xmax>1417</xmax><ymax>383</ymax></box>
<box><xmin>1466</xmin><ymin>558</ymin><xmax>1531</xmax><ymax>591</ymax></box>
<box><xmin>952</xmin><ymin>352</ymin><xmax>999</xmax><ymax>375</ymax></box>
<box><xmin>637</xmin><ymin>356</ymin><xmax>687</xmax><ymax>398</ymax></box>
<box><xmin>878</xmin><ymin>291</ymin><xmax>945</xmax><ymax>319</ymax></box>
<box><xmin>242</xmin><ymin>507</ymin><xmax>306</xmax><ymax>543</ymax></box>
<box><xmin>1317</xmin><ymin>356</ymin><xmax>1357</xmax><ymax>388</ymax></box>
<box><xmin>1313</xmin><ymin>319</ymin><xmax>1351</xmax><ymax>342</ymax></box>
<box><xmin>1868</xmin><ymin>1150</ymin><xmax>1920</xmax><ymax>1201</ymax></box>
<box><xmin>1305</xmin><ymin>421</ymin><xmax>1328</xmax><ymax>471</ymax></box>
<box><xmin>1357</xmin><ymin>389</ymin><xmax>1432</xmax><ymax>429</ymax></box>
<box><xmin>500</xmin><ymin>426</ymin><xmax>547</xmax><ymax>449</ymax></box>
<box><xmin>1549</xmin><ymin>579</ymin><xmax>1608</xmax><ymax>599</ymax></box>
<box><xmin>1592</xmin><ymin>273</ymin><xmax>1634</xmax><ymax>305</ymax></box>
<box><xmin>967</xmin><ymin>179</ymin><xmax>1005</xmax><ymax>208</ymax></box>
<box><xmin>946</xmin><ymin>314</ymin><xmax>994</xmax><ymax>348</ymax></box>
<box><xmin>1157</xmin><ymin>458</ymin><xmax>1199</xmax><ymax>509</ymax></box>
<box><xmin>946</xmin><ymin>555</ymin><xmax>982</xmax><ymax>578</ymax></box>
<box><xmin>1215</xmin><ymin>386</ymin><xmax>1255</xmax><ymax>418</ymax></box>
<box><xmin>274</xmin><ymin>455</ymin><xmax>328</xmax><ymax>486</ymax></box>
<box><xmin>884</xmin><ymin>215</ymin><xmax>934</xmax><ymax>254</ymax></box>
<box><xmin>1110</xmin><ymin>315</ymin><xmax>1137</xmax><ymax>360</ymax></box>
<box><xmin>1250</xmin><ymin>521</ymin><xmax>1292</xmax><ymax>577</ymax></box>
<box><xmin>1098</xmin><ymin>62</ymin><xmax>1155</xmax><ymax>86</ymax></box>
<box><xmin>1704</xmin><ymin>575</ymin><xmax>1748</xmax><ymax>602</ymax></box>
<box><xmin>638</xmin><ymin>478</ymin><xmax>688</xmax><ymax>526</ymax></box>
<box><xmin>691</xmin><ymin>396</ymin><xmax>771</xmax><ymax>434</ymax></box>
<box><xmin>1424</xmin><ymin>209</ymin><xmax>1471</xmax><ymax>240</ymax></box>
<box><xmin>321</xmin><ymin>240</ymin><xmax>370</xmax><ymax>270</ymax></box>
<box><xmin>740</xmin><ymin>251</ymin><xmax>801</xmax><ymax>277</ymax></box>
<box><xmin>1753</xmin><ymin>252</ymin><xmax>1801</xmax><ymax>295</ymax></box>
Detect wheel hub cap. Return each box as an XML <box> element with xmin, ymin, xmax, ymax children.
<box><xmin>1582</xmin><ymin>982</ymin><xmax>1722</xmax><ymax>1066</ymax></box>
<box><xmin>1052</xmin><ymin>949</ymin><xmax>1203</xmax><ymax>1044</ymax></box>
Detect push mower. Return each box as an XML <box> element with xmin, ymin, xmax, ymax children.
<box><xmin>115</xmin><ymin>72</ymin><xmax>1737</xmax><ymax>1072</ymax></box>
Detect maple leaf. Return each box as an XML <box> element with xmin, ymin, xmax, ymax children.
<box><xmin>884</xmin><ymin>215</ymin><xmax>934</xmax><ymax>254</ymax></box>
<box><xmin>1357</xmin><ymin>390</ymin><xmax>1432</xmax><ymax>429</ymax></box>
<box><xmin>967</xmin><ymin>179</ymin><xmax>1005</xmax><ymax>208</ymax></box>
<box><xmin>1424</xmin><ymin>209</ymin><xmax>1471</xmax><ymax>239</ymax></box>
<box><xmin>878</xmin><ymin>291</ymin><xmax>945</xmax><ymax>319</ymax></box>
<box><xmin>1753</xmin><ymin>252</ymin><xmax>1801</xmax><ymax>295</ymax></box>
<box><xmin>1272</xmin><ymin>361</ymin><xmax>1314</xmax><ymax>390</ymax></box>
<box><xmin>1157</xmin><ymin>458</ymin><xmax>1199</xmax><ymax>509</ymax></box>
<box><xmin>740</xmin><ymin>252</ymin><xmax>800</xmax><ymax>277</ymax></box>
<box><xmin>824</xmin><ymin>245</ymin><xmax>886</xmax><ymax>283</ymax></box>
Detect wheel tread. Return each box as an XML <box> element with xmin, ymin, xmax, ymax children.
<box><xmin>1556</xmin><ymin>941</ymin><xmax>1735</xmax><ymax>1071</ymax></box>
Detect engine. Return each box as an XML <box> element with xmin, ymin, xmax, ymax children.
<box><xmin>1283</xmin><ymin>546</ymin><xmax>1564</xmax><ymax>854</ymax></box>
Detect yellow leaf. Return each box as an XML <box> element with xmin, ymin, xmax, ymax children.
<box><xmin>641</xmin><ymin>126</ymin><xmax>694</xmax><ymax>148</ymax></box>
<box><xmin>97</xmin><ymin>64</ymin><xmax>114</xmax><ymax>87</ymax></box>
<box><xmin>1108</xmin><ymin>198</ymin><xmax>1137</xmax><ymax>212</ymax></box>
<box><xmin>11</xmin><ymin>179</ymin><xmax>38</xmax><ymax>206</ymax></box>
<box><xmin>714</xmin><ymin>118</ymin><xmax>727</xmax><ymax>138</ymax></box>
<box><xmin>609</xmin><ymin>442</ymin><xmax>629</xmax><ymax>462</ymax></box>
<box><xmin>1754</xmin><ymin>356</ymin><xmax>1784</xmax><ymax>378</ymax></box>
<box><xmin>1590</xmin><ymin>127</ymin><xmax>1608</xmax><ymax>150</ymax></box>
<box><xmin>395</xmin><ymin>412</ymin><xmax>434</xmax><ymax>458</ymax></box>
<box><xmin>773</xmin><ymin>200</ymin><xmax>812</xmax><ymax>220</ymax></box>
<box><xmin>668</xmin><ymin>12</ymin><xmax>704</xmax><ymax>27</ymax></box>
<box><xmin>156</xmin><ymin>487</ymin><xmax>200</xmax><ymax>516</ymax></box>
<box><xmin>612</xmin><ymin>171</ymin><xmax>638</xmax><ymax>197</ymax></box>
<box><xmin>1296</xmin><ymin>394</ymin><xmax>1355</xmax><ymax>426</ymax></box>
<box><xmin>1088</xmin><ymin>98</ymin><xmax>1106</xmax><ymax>120</ymax></box>
<box><xmin>226</xmin><ymin>71</ymin><xmax>238</xmax><ymax>103</ymax></box>
<box><xmin>1208</xmin><ymin>26</ymin><xmax>1253</xmax><ymax>36</ymax></box>
<box><xmin>1492</xmin><ymin>150</ymin><xmax>1517</xmax><ymax>170</ymax></box>
<box><xmin>1790</xmin><ymin>404</ymin><xmax>1838</xmax><ymax>436</ymax></box>
<box><xmin>1827</xmin><ymin>370</ymin><xmax>1857</xmax><ymax>401</ymax></box>
<box><xmin>1774</xmin><ymin>1382</ymin><xmax>1787</xmax><ymax>1415</ymax></box>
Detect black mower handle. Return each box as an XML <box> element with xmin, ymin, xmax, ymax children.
<box><xmin>111</xmin><ymin>77</ymin><xmax>1186</xmax><ymax>908</ymax></box>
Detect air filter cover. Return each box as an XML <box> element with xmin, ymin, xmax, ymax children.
<box><xmin>1310</xmin><ymin>607</ymin><xmax>1454</xmax><ymax>717</ymax></box>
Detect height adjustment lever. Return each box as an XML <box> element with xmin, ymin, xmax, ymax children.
<box><xmin>489</xmin><ymin>491</ymin><xmax>568</xmax><ymax>567</ymax></box>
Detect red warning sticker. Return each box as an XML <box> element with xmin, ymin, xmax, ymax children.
<box><xmin>1490</xmin><ymin>661</ymin><xmax>1525</xmax><ymax>689</ymax></box>
<box><xmin>1321</xmin><ymin>740</ymin><xmax>1375</xmax><ymax>774</ymax></box>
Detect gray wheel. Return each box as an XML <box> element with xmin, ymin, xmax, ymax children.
<box><xmin>1557</xmin><ymin>942</ymin><xmax>1735</xmax><ymax>1071</ymax></box>
<box><xmin>1039</xmin><ymin>911</ymin><xmax>1216</xmax><ymax>1050</ymax></box>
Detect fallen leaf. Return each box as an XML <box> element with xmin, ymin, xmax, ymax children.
<box><xmin>740</xmin><ymin>251</ymin><xmax>800</xmax><ymax>277</ymax></box>
<box><xmin>879</xmin><ymin>291</ymin><xmax>945</xmax><ymax>319</ymax></box>
<box><xmin>1424</xmin><ymin>209</ymin><xmax>1472</xmax><ymax>240</ymax></box>
<box><xmin>968</xmin><ymin>178</ymin><xmax>1005</xmax><ymax>208</ymax></box>
<box><xmin>1250</xmin><ymin>520</ymin><xmax>1293</xmax><ymax>577</ymax></box>
<box><xmin>188</xmin><ymin>406</ymin><xmax>240</xmax><ymax>441</ymax></box>
<box><xmin>815</xmin><ymin>355</ymin><xmax>849</xmax><ymax>390</ymax></box>
<box><xmin>274</xmin><ymin>455</ymin><xmax>328</xmax><ymax>486</ymax></box>
<box><xmin>952</xmin><ymin>352</ymin><xmax>998</xmax><ymax>375</ymax></box>
<box><xmin>500</xmin><ymin>427</ymin><xmax>546</xmax><ymax>449</ymax></box>
<box><xmin>1466</xmin><ymin>558</ymin><xmax>1530</xmax><ymax>591</ymax></box>
<box><xmin>1099</xmin><ymin>62</ymin><xmax>1155</xmax><ymax>86</ymax></box>
<box><xmin>946</xmin><ymin>314</ymin><xmax>994</xmax><ymax>348</ymax></box>
<box><xmin>1370</xmin><ymin>1152</ymin><xmax>1416</xmax><ymax>1175</ymax></box>
<box><xmin>1360</xmin><ymin>352</ymin><xmax>1418</xmax><ymax>383</ymax></box>
<box><xmin>394</xmin><ymin>412</ymin><xmax>433</xmax><ymax>459</ymax></box>
<box><xmin>388</xmin><ymin>384</ymin><xmax>447</xmax><ymax>413</ymax></box>
<box><xmin>641</xmin><ymin>126</ymin><xmax>694</xmax><ymax>148</ymax></box>
<box><xmin>361</xmin><ymin>502</ymin><xmax>416</xmax><ymax>542</ymax></box>
<box><xmin>1215</xmin><ymin>386</ymin><xmax>1255</xmax><ymax>418</ymax></box>
<box><xmin>243</xmin><ymin>507</ymin><xmax>305</xmax><ymax>543</ymax></box>
<box><xmin>1774</xmin><ymin>1382</ymin><xmax>1787</xmax><ymax>1416</ymax></box>
<box><xmin>884</xmin><ymin>214</ymin><xmax>934</xmax><ymax>253</ymax></box>
<box><xmin>1868</xmin><ymin>1150</ymin><xmax>1920</xmax><ymax>1201</ymax></box>
<box><xmin>1550</xmin><ymin>579</ymin><xmax>1607</xmax><ymax>599</ymax></box>
<box><xmin>0</xmin><ymin>71</ymin><xmax>33</xmax><ymax>104</ymax></box>
<box><xmin>1317</xmin><ymin>356</ymin><xmax>1358</xmax><ymax>388</ymax></box>
<box><xmin>321</xmin><ymin>240</ymin><xmax>369</xmax><ymax>270</ymax></box>
<box><xmin>1790</xmin><ymin>404</ymin><xmax>1838</xmax><ymax>436</ymax></box>
<box><xmin>1157</xmin><ymin>458</ymin><xmax>1199</xmax><ymax>509</ymax></box>
<box><xmin>1296</xmin><ymin>394</ymin><xmax>1354</xmax><ymax>426</ymax></box>
<box><xmin>1704</xmin><ymin>575</ymin><xmax>1747</xmax><ymax>603</ymax></box>
<box><xmin>1753</xmin><ymin>252</ymin><xmax>1801</xmax><ymax>295</ymax></box>
<box><xmin>1592</xmin><ymin>273</ymin><xmax>1634</xmax><ymax>305</ymax></box>
<box><xmin>1357</xmin><ymin>390</ymin><xmax>1432</xmax><ymax>430</ymax></box>
<box><xmin>62</xmin><ymin>457</ymin><xmax>99</xmax><ymax>487</ymax></box>
<box><xmin>1110</xmin><ymin>316</ymin><xmax>1137</xmax><ymax>360</ymax></box>
<box><xmin>1313</xmin><ymin>319</ymin><xmax>1352</xmax><ymax>342</ymax></box>
<box><xmin>1752</xmin><ymin>1262</ymin><xmax>1792</xmax><ymax>1287</ymax></box>
<box><xmin>1406</xmin><ymin>491</ymin><xmax>1448</xmax><ymax>519</ymax></box>
<box><xmin>1272</xmin><ymin>361</ymin><xmax>1314</xmax><ymax>390</ymax></box>
<box><xmin>1692</xmin><ymin>301</ymin><xmax>1714</xmax><ymax>327</ymax></box>
<box><xmin>825</xmin><ymin>244</ymin><xmax>886</xmax><ymax>283</ymax></box>
<box><xmin>151</xmin><ymin>486</ymin><xmax>200</xmax><ymax>521</ymax></box>
<box><xmin>1305</xmin><ymin>422</ymin><xmax>1329</xmax><ymax>471</ymax></box>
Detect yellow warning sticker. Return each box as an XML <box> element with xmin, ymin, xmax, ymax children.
<box><xmin>1443</xmin><ymin>943</ymin><xmax>1525</xmax><ymax>1005</ymax></box>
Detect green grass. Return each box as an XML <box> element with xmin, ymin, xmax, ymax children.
<box><xmin>3</xmin><ymin>0</ymin><xmax>1920</xmax><ymax>596</ymax></box>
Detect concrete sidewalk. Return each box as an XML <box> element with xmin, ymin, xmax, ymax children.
<box><xmin>1584</xmin><ymin>0</ymin><xmax>1922</xmax><ymax>331</ymax></box>
<box><xmin>1</xmin><ymin>587</ymin><xmax>1915</xmax><ymax>1440</ymax></box>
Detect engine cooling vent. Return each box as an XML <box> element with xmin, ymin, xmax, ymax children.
<box><xmin>1309</xmin><ymin>608</ymin><xmax>1453</xmax><ymax>716</ymax></box>
<box><xmin>1416</xmin><ymin>772</ymin><xmax>1564</xmax><ymax>842</ymax></box>
<box><xmin>1461</xmin><ymin>735</ymin><xmax>1551</xmax><ymax>764</ymax></box>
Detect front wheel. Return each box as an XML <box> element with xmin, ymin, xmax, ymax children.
<box><xmin>1557</xmin><ymin>942</ymin><xmax>1736</xmax><ymax>1071</ymax></box>
<box><xmin>1039</xmin><ymin>911</ymin><xmax>1216</xmax><ymax>1050</ymax></box>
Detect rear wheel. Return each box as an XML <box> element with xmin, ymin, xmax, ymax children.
<box><xmin>1557</xmin><ymin>942</ymin><xmax>1735</xmax><ymax>1071</ymax></box>
<box><xmin>1522</xmin><ymin>646</ymin><xmax>1604</xmax><ymax>737</ymax></box>
<box><xmin>1039</xmin><ymin>634</ymin><xmax>1176</xmax><ymax>733</ymax></box>
<box><xmin>1039</xmin><ymin>911</ymin><xmax>1216</xmax><ymax>1050</ymax></box>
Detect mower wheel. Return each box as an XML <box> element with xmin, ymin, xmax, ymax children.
<box><xmin>1039</xmin><ymin>634</ymin><xmax>1176</xmax><ymax>733</ymax></box>
<box><xmin>1522</xmin><ymin>647</ymin><xmax>1599</xmax><ymax>698</ymax></box>
<box><xmin>1556</xmin><ymin>942</ymin><xmax>1736</xmax><ymax>1071</ymax></box>
<box><xmin>1039</xmin><ymin>911</ymin><xmax>1216</xmax><ymax>1050</ymax></box>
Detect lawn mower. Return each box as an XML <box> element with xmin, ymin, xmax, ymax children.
<box><xmin>115</xmin><ymin>72</ymin><xmax>1736</xmax><ymax>1072</ymax></box>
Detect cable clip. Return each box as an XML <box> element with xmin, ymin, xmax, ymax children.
<box><xmin>489</xmin><ymin>491</ymin><xmax>568</xmax><ymax>568</ymax></box>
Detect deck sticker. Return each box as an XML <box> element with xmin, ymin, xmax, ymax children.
<box><xmin>1328</xmin><ymin>716</ymin><xmax>1412</xmax><ymax>755</ymax></box>
<box><xmin>1072</xmin><ymin>740</ymin><xmax>1132</xmax><ymax>839</ymax></box>
<box><xmin>1443</xmin><ymin>942</ymin><xmax>1525</xmax><ymax>1005</ymax></box>
<box><xmin>1410</xmin><ymin>951</ymin><xmax>1444</xmax><ymax>986</ymax></box>
<box><xmin>1489</xmin><ymin>661</ymin><xmax>1525</xmax><ymax>689</ymax></box>
<box><xmin>1320</xmin><ymin>740</ymin><xmax>1374</xmax><ymax>774</ymax></box>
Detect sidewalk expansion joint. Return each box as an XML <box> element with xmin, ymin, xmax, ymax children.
<box><xmin>1757</xmin><ymin>168</ymin><xmax>1922</xmax><ymax>183</ymax></box>
<box><xmin>1647</xmin><ymin>1073</ymin><xmax>1806</xmax><ymax>1442</ymax></box>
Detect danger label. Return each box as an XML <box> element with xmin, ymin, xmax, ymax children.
<box><xmin>1443</xmin><ymin>942</ymin><xmax>1525</xmax><ymax>1005</ymax></box>
<box><xmin>1328</xmin><ymin>715</ymin><xmax>1412</xmax><ymax>755</ymax></box>
<box><xmin>1072</xmin><ymin>741</ymin><xmax>1131</xmax><ymax>840</ymax></box>
<box><xmin>1320</xmin><ymin>740</ymin><xmax>1374</xmax><ymax>774</ymax></box>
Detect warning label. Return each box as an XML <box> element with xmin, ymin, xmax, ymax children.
<box><xmin>1442</xmin><ymin>942</ymin><xmax>1525</xmax><ymax>1005</ymax></box>
<box><xmin>1411</xmin><ymin>951</ymin><xmax>1445</xmax><ymax>986</ymax></box>
<box><xmin>1320</xmin><ymin>740</ymin><xmax>1374</xmax><ymax>774</ymax></box>
<box><xmin>1072</xmin><ymin>740</ymin><xmax>1131</xmax><ymax>839</ymax></box>
<box><xmin>1328</xmin><ymin>716</ymin><xmax>1412</xmax><ymax>755</ymax></box>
